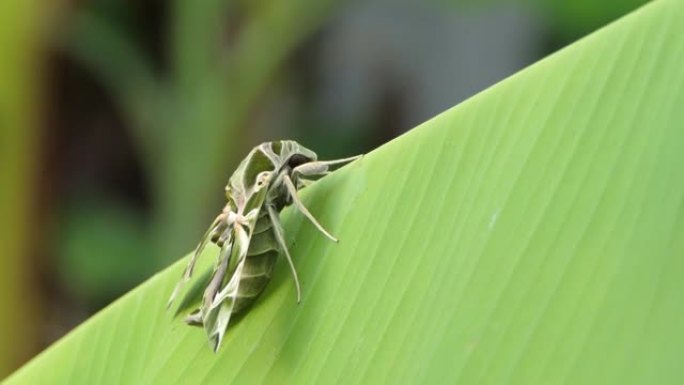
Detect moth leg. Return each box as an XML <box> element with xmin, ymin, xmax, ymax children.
<box><xmin>167</xmin><ymin>215</ymin><xmax>224</xmax><ymax>308</ymax></box>
<box><xmin>282</xmin><ymin>174</ymin><xmax>338</xmax><ymax>243</ymax></box>
<box><xmin>185</xmin><ymin>311</ymin><xmax>203</xmax><ymax>326</ymax></box>
<box><xmin>203</xmin><ymin>240</ymin><xmax>232</xmax><ymax>309</ymax></box>
<box><xmin>188</xmin><ymin>213</ymin><xmax>227</xmax><ymax>278</ymax></box>
<box><xmin>267</xmin><ymin>205</ymin><xmax>302</xmax><ymax>303</ymax></box>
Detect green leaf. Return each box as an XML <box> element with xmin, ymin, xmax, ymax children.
<box><xmin>6</xmin><ymin>0</ymin><xmax>684</xmax><ymax>383</ymax></box>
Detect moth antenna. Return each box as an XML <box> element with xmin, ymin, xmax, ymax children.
<box><xmin>318</xmin><ymin>154</ymin><xmax>362</xmax><ymax>167</ymax></box>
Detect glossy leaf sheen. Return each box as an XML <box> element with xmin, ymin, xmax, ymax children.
<box><xmin>5</xmin><ymin>1</ymin><xmax>684</xmax><ymax>383</ymax></box>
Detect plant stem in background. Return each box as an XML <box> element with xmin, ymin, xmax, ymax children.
<box><xmin>0</xmin><ymin>0</ymin><xmax>43</xmax><ymax>377</ymax></box>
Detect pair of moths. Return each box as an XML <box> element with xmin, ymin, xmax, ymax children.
<box><xmin>168</xmin><ymin>140</ymin><xmax>360</xmax><ymax>351</ymax></box>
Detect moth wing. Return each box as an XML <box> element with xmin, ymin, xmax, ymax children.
<box><xmin>205</xmin><ymin>255</ymin><xmax>248</xmax><ymax>351</ymax></box>
<box><xmin>191</xmin><ymin>230</ymin><xmax>234</xmax><ymax>317</ymax></box>
<box><xmin>203</xmin><ymin>207</ymin><xmax>261</xmax><ymax>351</ymax></box>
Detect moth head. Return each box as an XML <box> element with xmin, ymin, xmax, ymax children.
<box><xmin>287</xmin><ymin>151</ymin><xmax>317</xmax><ymax>169</ymax></box>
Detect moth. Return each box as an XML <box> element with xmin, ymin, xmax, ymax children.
<box><xmin>168</xmin><ymin>140</ymin><xmax>359</xmax><ymax>351</ymax></box>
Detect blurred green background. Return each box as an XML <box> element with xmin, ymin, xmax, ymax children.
<box><xmin>0</xmin><ymin>0</ymin><xmax>648</xmax><ymax>378</ymax></box>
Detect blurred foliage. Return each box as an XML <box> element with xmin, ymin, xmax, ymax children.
<box><xmin>57</xmin><ymin>0</ymin><xmax>343</xmax><ymax>305</ymax></box>
<box><xmin>544</xmin><ymin>0</ymin><xmax>650</xmax><ymax>41</ymax></box>
<box><xmin>55</xmin><ymin>195</ymin><xmax>153</xmax><ymax>307</ymax></box>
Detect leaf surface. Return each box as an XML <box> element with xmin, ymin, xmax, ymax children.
<box><xmin>5</xmin><ymin>1</ymin><xmax>684</xmax><ymax>384</ymax></box>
